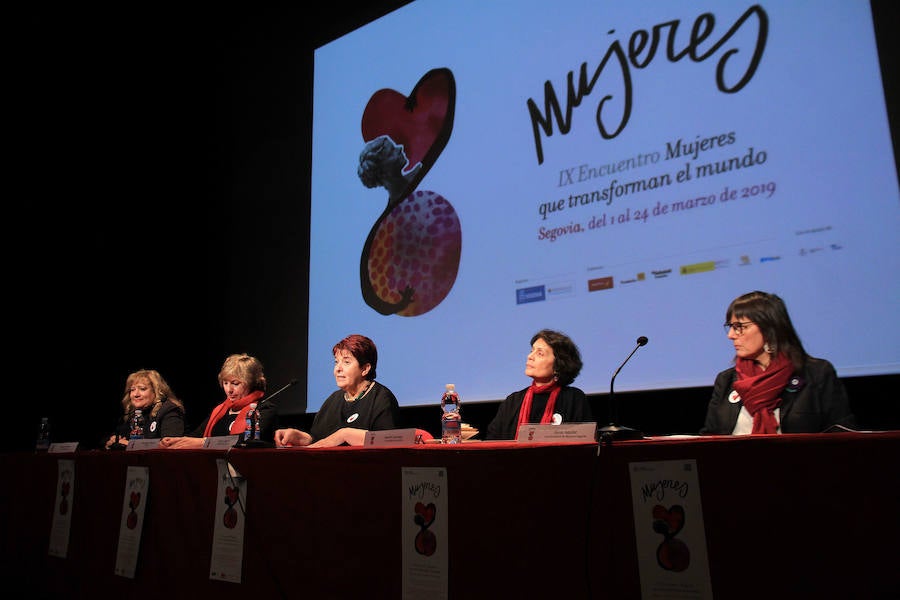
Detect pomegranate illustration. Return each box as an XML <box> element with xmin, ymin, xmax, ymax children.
<box><xmin>127</xmin><ymin>491</ymin><xmax>141</xmax><ymax>529</ymax></box>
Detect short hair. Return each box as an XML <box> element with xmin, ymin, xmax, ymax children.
<box><xmin>531</xmin><ymin>329</ymin><xmax>583</xmax><ymax>386</ymax></box>
<box><xmin>218</xmin><ymin>353</ymin><xmax>267</xmax><ymax>393</ymax></box>
<box><xmin>726</xmin><ymin>291</ymin><xmax>808</xmax><ymax>370</ymax></box>
<box><xmin>333</xmin><ymin>334</ymin><xmax>378</xmax><ymax>380</ymax></box>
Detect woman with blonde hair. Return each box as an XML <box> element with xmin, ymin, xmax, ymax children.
<box><xmin>105</xmin><ymin>369</ymin><xmax>185</xmax><ymax>449</ymax></box>
<box><xmin>161</xmin><ymin>353</ymin><xmax>267</xmax><ymax>449</ymax></box>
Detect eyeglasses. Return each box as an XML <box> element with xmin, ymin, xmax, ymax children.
<box><xmin>724</xmin><ymin>321</ymin><xmax>755</xmax><ymax>335</ymax></box>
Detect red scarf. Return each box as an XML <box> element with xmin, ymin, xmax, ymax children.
<box><xmin>203</xmin><ymin>390</ymin><xmax>265</xmax><ymax>437</ymax></box>
<box><xmin>733</xmin><ymin>353</ymin><xmax>793</xmax><ymax>434</ymax></box>
<box><xmin>515</xmin><ymin>381</ymin><xmax>561</xmax><ymax>439</ymax></box>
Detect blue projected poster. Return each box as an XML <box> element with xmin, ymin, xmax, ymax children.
<box><xmin>309</xmin><ymin>1</ymin><xmax>900</xmax><ymax>411</ymax></box>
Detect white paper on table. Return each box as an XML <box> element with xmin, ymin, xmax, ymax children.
<box><xmin>48</xmin><ymin>459</ymin><xmax>75</xmax><ymax>558</ymax></box>
<box><xmin>629</xmin><ymin>459</ymin><xmax>713</xmax><ymax>600</ymax></box>
<box><xmin>114</xmin><ymin>466</ymin><xmax>150</xmax><ymax>578</ymax></box>
<box><xmin>401</xmin><ymin>467</ymin><xmax>448</xmax><ymax>600</ymax></box>
<box><xmin>209</xmin><ymin>458</ymin><xmax>246</xmax><ymax>583</ymax></box>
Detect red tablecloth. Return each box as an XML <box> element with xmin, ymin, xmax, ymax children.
<box><xmin>2</xmin><ymin>433</ymin><xmax>898</xmax><ymax>598</ymax></box>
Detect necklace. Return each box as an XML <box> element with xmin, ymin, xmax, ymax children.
<box><xmin>344</xmin><ymin>381</ymin><xmax>373</xmax><ymax>402</ymax></box>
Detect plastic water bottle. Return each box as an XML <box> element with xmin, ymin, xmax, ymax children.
<box><xmin>35</xmin><ymin>417</ymin><xmax>51</xmax><ymax>452</ymax></box>
<box><xmin>129</xmin><ymin>409</ymin><xmax>145</xmax><ymax>440</ymax></box>
<box><xmin>441</xmin><ymin>384</ymin><xmax>462</xmax><ymax>444</ymax></box>
<box><xmin>251</xmin><ymin>403</ymin><xmax>261</xmax><ymax>441</ymax></box>
<box><xmin>245</xmin><ymin>403</ymin><xmax>260</xmax><ymax>441</ymax></box>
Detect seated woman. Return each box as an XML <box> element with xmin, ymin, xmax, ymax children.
<box><xmin>105</xmin><ymin>369</ymin><xmax>185</xmax><ymax>448</ymax></box>
<box><xmin>160</xmin><ymin>353</ymin><xmax>267</xmax><ymax>448</ymax></box>
<box><xmin>274</xmin><ymin>334</ymin><xmax>400</xmax><ymax>447</ymax></box>
<box><xmin>700</xmin><ymin>290</ymin><xmax>857</xmax><ymax>435</ymax></box>
<box><xmin>486</xmin><ymin>329</ymin><xmax>594</xmax><ymax>440</ymax></box>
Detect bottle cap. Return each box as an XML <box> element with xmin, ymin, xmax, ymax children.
<box><xmin>446</xmin><ymin>383</ymin><xmax>455</xmax><ymax>391</ymax></box>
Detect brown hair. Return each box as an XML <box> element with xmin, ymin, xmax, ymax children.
<box><xmin>726</xmin><ymin>291</ymin><xmax>808</xmax><ymax>371</ymax></box>
<box><xmin>531</xmin><ymin>329</ymin><xmax>583</xmax><ymax>386</ymax></box>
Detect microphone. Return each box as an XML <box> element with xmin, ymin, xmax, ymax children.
<box><xmin>597</xmin><ymin>336</ymin><xmax>648</xmax><ymax>443</ymax></box>
<box><xmin>258</xmin><ymin>378</ymin><xmax>299</xmax><ymax>409</ymax></box>
<box><xmin>235</xmin><ymin>378</ymin><xmax>299</xmax><ymax>448</ymax></box>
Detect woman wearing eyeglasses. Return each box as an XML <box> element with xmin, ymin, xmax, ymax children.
<box><xmin>700</xmin><ymin>291</ymin><xmax>857</xmax><ymax>435</ymax></box>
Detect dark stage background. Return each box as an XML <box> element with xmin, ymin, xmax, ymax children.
<box><xmin>8</xmin><ymin>1</ymin><xmax>898</xmax><ymax>452</ymax></box>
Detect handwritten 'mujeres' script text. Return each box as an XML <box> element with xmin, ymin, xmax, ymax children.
<box><xmin>527</xmin><ymin>5</ymin><xmax>768</xmax><ymax>165</ymax></box>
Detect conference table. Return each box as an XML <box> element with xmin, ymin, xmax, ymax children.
<box><xmin>2</xmin><ymin>432</ymin><xmax>898</xmax><ymax>599</ymax></box>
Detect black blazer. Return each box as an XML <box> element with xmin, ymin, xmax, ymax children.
<box><xmin>700</xmin><ymin>357</ymin><xmax>856</xmax><ymax>435</ymax></box>
<box><xmin>487</xmin><ymin>385</ymin><xmax>594</xmax><ymax>440</ymax></box>
<box><xmin>114</xmin><ymin>399</ymin><xmax>186</xmax><ymax>441</ymax></box>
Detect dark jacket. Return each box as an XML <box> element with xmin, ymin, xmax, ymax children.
<box><xmin>114</xmin><ymin>400</ymin><xmax>186</xmax><ymax>441</ymax></box>
<box><xmin>487</xmin><ymin>385</ymin><xmax>594</xmax><ymax>440</ymax></box>
<box><xmin>700</xmin><ymin>357</ymin><xmax>856</xmax><ymax>434</ymax></box>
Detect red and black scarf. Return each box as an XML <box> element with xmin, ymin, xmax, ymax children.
<box><xmin>733</xmin><ymin>353</ymin><xmax>793</xmax><ymax>434</ymax></box>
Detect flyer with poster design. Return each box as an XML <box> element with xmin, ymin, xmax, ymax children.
<box><xmin>401</xmin><ymin>467</ymin><xmax>448</xmax><ymax>600</ymax></box>
<box><xmin>209</xmin><ymin>459</ymin><xmax>247</xmax><ymax>583</ymax></box>
<box><xmin>48</xmin><ymin>459</ymin><xmax>75</xmax><ymax>558</ymax></box>
<box><xmin>629</xmin><ymin>459</ymin><xmax>713</xmax><ymax>599</ymax></box>
<box><xmin>115</xmin><ymin>466</ymin><xmax>149</xmax><ymax>578</ymax></box>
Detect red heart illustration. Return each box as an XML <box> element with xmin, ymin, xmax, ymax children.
<box><xmin>415</xmin><ymin>501</ymin><xmax>436</xmax><ymax>526</ymax></box>
<box><xmin>130</xmin><ymin>491</ymin><xmax>141</xmax><ymax>508</ymax></box>
<box><xmin>361</xmin><ymin>68</ymin><xmax>455</xmax><ymax>187</ymax></box>
<box><xmin>225</xmin><ymin>486</ymin><xmax>239</xmax><ymax>504</ymax></box>
<box><xmin>652</xmin><ymin>504</ymin><xmax>685</xmax><ymax>535</ymax></box>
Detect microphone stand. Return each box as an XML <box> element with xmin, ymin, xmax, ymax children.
<box><xmin>597</xmin><ymin>337</ymin><xmax>647</xmax><ymax>444</ymax></box>
<box><xmin>234</xmin><ymin>379</ymin><xmax>299</xmax><ymax>449</ymax></box>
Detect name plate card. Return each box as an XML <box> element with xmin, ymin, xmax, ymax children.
<box><xmin>516</xmin><ymin>422</ymin><xmax>597</xmax><ymax>443</ymax></box>
<box><xmin>48</xmin><ymin>442</ymin><xmax>79</xmax><ymax>453</ymax></box>
<box><xmin>365</xmin><ymin>428</ymin><xmax>418</xmax><ymax>447</ymax></box>
<box><xmin>127</xmin><ymin>439</ymin><xmax>162</xmax><ymax>451</ymax></box>
<box><xmin>204</xmin><ymin>435</ymin><xmax>241</xmax><ymax>449</ymax></box>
